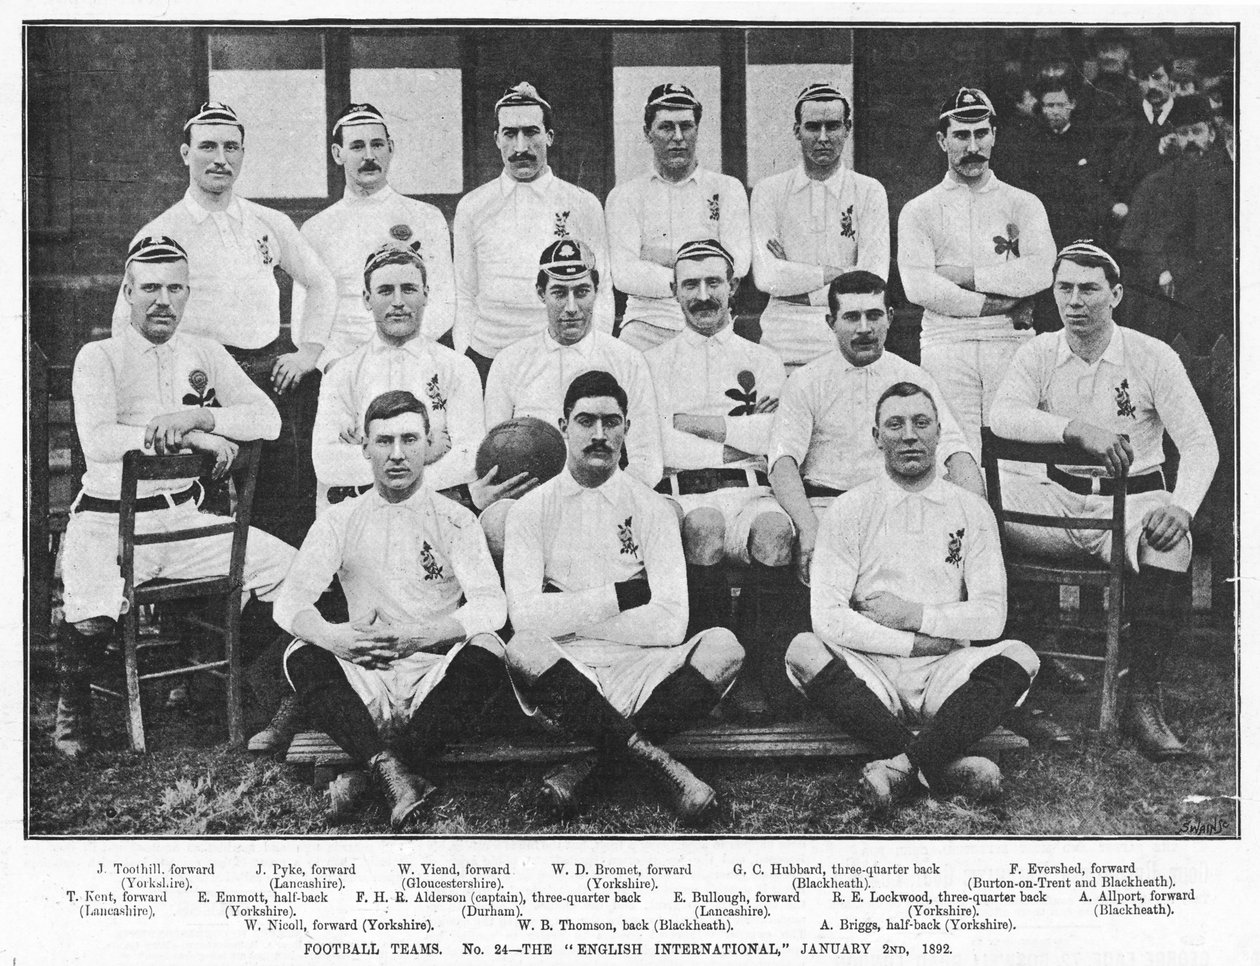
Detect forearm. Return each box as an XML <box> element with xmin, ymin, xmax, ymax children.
<box><xmin>770</xmin><ymin>458</ymin><xmax>819</xmax><ymax>545</ymax></box>
<box><xmin>943</xmin><ymin>452</ymin><xmax>985</xmax><ymax>498</ymax></box>
<box><xmin>510</xmin><ymin>584</ymin><xmax>621</xmax><ymax>638</ymax></box>
<box><xmin>814</xmin><ymin>605</ymin><xmax>915</xmax><ymax>658</ymax></box>
<box><xmin>724</xmin><ymin>413</ymin><xmax>775</xmax><ymax>458</ymax></box>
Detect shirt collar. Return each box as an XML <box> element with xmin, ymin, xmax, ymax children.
<box><xmin>499</xmin><ymin>167</ymin><xmax>555</xmax><ymax>196</ymax></box>
<box><xmin>679</xmin><ymin>323</ymin><xmax>735</xmax><ymax>348</ymax></box>
<box><xmin>556</xmin><ymin>466</ymin><xmax>623</xmax><ymax>505</ymax></box>
<box><xmin>1055</xmin><ymin>325</ymin><xmax>1126</xmax><ymax>368</ymax></box>
<box><xmin>940</xmin><ymin>170</ymin><xmax>1002</xmax><ymax>194</ymax></box>
<box><xmin>362</xmin><ymin>480</ymin><xmax>434</xmax><ymax>514</ymax></box>
<box><xmin>344</xmin><ymin>183</ymin><xmax>397</xmax><ymax>205</ymax></box>
<box><xmin>650</xmin><ymin>163</ymin><xmax>703</xmax><ymax>186</ymax></box>
<box><xmin>369</xmin><ymin>331</ymin><xmax>430</xmax><ymax>360</ymax></box>
<box><xmin>827</xmin><ymin>347</ymin><xmax>886</xmax><ymax>375</ymax></box>
<box><xmin>120</xmin><ymin>322</ymin><xmax>176</xmax><ymax>355</ymax></box>
<box><xmin>879</xmin><ymin>469</ymin><xmax>950</xmax><ymax>506</ymax></box>
<box><xmin>790</xmin><ymin>163</ymin><xmax>848</xmax><ymax>197</ymax></box>
<box><xmin>182</xmin><ymin>186</ymin><xmax>243</xmax><ymax>223</ymax></box>
<box><xmin>1144</xmin><ymin>96</ymin><xmax>1175</xmax><ymax>125</ymax></box>
<box><xmin>543</xmin><ymin>329</ymin><xmax>594</xmax><ymax>355</ymax></box>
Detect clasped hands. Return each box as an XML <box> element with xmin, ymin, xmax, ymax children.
<box><xmin>317</xmin><ymin>610</ymin><xmax>449</xmax><ymax>669</ymax></box>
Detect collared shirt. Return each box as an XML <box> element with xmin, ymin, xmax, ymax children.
<box><xmin>453</xmin><ymin>168</ymin><xmax>612</xmax><ymax>357</ymax></box>
<box><xmin>605</xmin><ymin>165</ymin><xmax>752</xmax><ymax>332</ymax></box>
<box><xmin>644</xmin><ymin>323</ymin><xmax>785</xmax><ymax>473</ymax></box>
<box><xmin>311</xmin><ymin>333</ymin><xmax>484</xmax><ymax>492</ymax></box>
<box><xmin>274</xmin><ymin>483</ymin><xmax>505</xmax><ymax>640</ymax></box>
<box><xmin>812</xmin><ymin>472</ymin><xmax>1008</xmax><ymax>658</ymax></box>
<box><xmin>484</xmin><ymin>328</ymin><xmax>663</xmax><ymax>486</ymax></box>
<box><xmin>72</xmin><ymin>325</ymin><xmax>281</xmax><ymax>499</ymax></box>
<box><xmin>989</xmin><ymin>325</ymin><xmax>1218</xmax><ymax>516</ymax></box>
<box><xmin>504</xmin><ymin>468</ymin><xmax>687</xmax><ymax>647</ymax></box>
<box><xmin>897</xmin><ymin>172</ymin><xmax>1055</xmax><ymax>349</ymax></box>
<box><xmin>296</xmin><ymin>184</ymin><xmax>456</xmax><ymax>366</ymax></box>
<box><xmin>770</xmin><ymin>349</ymin><xmax>973</xmax><ymax>491</ymax></box>
<box><xmin>112</xmin><ymin>188</ymin><xmax>336</xmax><ymax>350</ymax></box>
<box><xmin>750</xmin><ymin>163</ymin><xmax>890</xmax><ymax>304</ymax></box>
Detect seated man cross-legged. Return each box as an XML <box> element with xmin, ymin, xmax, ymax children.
<box><xmin>786</xmin><ymin>381</ymin><xmax>1039</xmax><ymax>810</ymax></box>
<box><xmin>274</xmin><ymin>390</ymin><xmax>510</xmax><ymax>828</ymax></box>
<box><xmin>502</xmin><ymin>370</ymin><xmax>744</xmax><ymax>824</ymax></box>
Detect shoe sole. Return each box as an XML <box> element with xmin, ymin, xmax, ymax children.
<box><xmin>392</xmin><ymin>784</ymin><xmax>438</xmax><ymax>830</ymax></box>
<box><xmin>677</xmin><ymin>787</ymin><xmax>717</xmax><ymax>827</ymax></box>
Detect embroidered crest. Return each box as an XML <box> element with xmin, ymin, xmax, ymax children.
<box><xmin>425</xmin><ymin>373</ymin><xmax>447</xmax><ymax>413</ymax></box>
<box><xmin>553</xmin><ymin>210</ymin><xmax>571</xmax><ymax>237</ymax></box>
<box><xmin>724</xmin><ymin>369</ymin><xmax>758</xmax><ymax>416</ymax></box>
<box><xmin>993</xmin><ymin>223</ymin><xmax>1020</xmax><ymax>257</ymax></box>
<box><xmin>945</xmin><ymin>528</ymin><xmax>965</xmax><ymax>567</ymax></box>
<box><xmin>1115</xmin><ymin>378</ymin><xmax>1136</xmax><ymax>419</ymax></box>
<box><xmin>618</xmin><ymin>516</ymin><xmax>640</xmax><ymax>557</ymax></box>
<box><xmin>256</xmin><ymin>233</ymin><xmax>274</xmax><ymax>266</ymax></box>
<box><xmin>420</xmin><ymin>540</ymin><xmax>445</xmax><ymax>581</ymax></box>
<box><xmin>707</xmin><ymin>193</ymin><xmax>721</xmax><ymax>221</ymax></box>
<box><xmin>182</xmin><ymin>369</ymin><xmax>221</xmax><ymax>408</ymax></box>
<box><xmin>840</xmin><ymin>204</ymin><xmax>855</xmax><ymax>239</ymax></box>
<box><xmin>390</xmin><ymin>223</ymin><xmax>413</xmax><ymax>241</ymax></box>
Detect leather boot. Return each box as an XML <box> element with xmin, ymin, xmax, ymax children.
<box><xmin>328</xmin><ymin>769</ymin><xmax>369</xmax><ymax>825</ymax></box>
<box><xmin>625</xmin><ymin>733</ymin><xmax>715</xmax><ymax>825</ymax></box>
<box><xmin>538</xmin><ymin>754</ymin><xmax>600</xmax><ymax>821</ymax></box>
<box><xmin>247</xmin><ymin>692</ymin><xmax>305</xmax><ymax>755</ymax></box>
<box><xmin>1122</xmin><ymin>567</ymin><xmax>1195</xmax><ymax>762</ymax></box>
<box><xmin>370</xmin><ymin>750</ymin><xmax>437</xmax><ymax>829</ymax></box>
<box><xmin>54</xmin><ymin>626</ymin><xmax>96</xmax><ymax>758</ymax></box>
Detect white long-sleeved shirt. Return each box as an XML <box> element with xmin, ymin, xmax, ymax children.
<box><xmin>605</xmin><ymin>166</ymin><xmax>751</xmax><ymax>332</ymax></box>
<box><xmin>504</xmin><ymin>468</ymin><xmax>687</xmax><ymax>647</ymax></box>
<box><xmin>812</xmin><ymin>472</ymin><xmax>1008</xmax><ymax>658</ymax></box>
<box><xmin>897</xmin><ymin>173</ymin><xmax>1055</xmax><ymax>349</ymax></box>
<box><xmin>72</xmin><ymin>324</ymin><xmax>281</xmax><ymax>499</ymax></box>
<box><xmin>112</xmin><ymin>189</ymin><xmax>336</xmax><ymax>350</ymax></box>
<box><xmin>294</xmin><ymin>185</ymin><xmax>455</xmax><ymax>366</ymax></box>
<box><xmin>750</xmin><ymin>164</ymin><xmax>890</xmax><ymax>300</ymax></box>
<box><xmin>769</xmin><ymin>349</ymin><xmax>973</xmax><ymax>492</ymax></box>
<box><xmin>644</xmin><ymin>324</ymin><xmax>785</xmax><ymax>473</ymax></box>
<box><xmin>274</xmin><ymin>483</ymin><xmax>505</xmax><ymax>640</ymax></box>
<box><xmin>453</xmin><ymin>169</ymin><xmax>611</xmax><ymax>357</ymax></box>
<box><xmin>311</xmin><ymin>333</ymin><xmax>484</xmax><ymax>492</ymax></box>
<box><xmin>988</xmin><ymin>325</ymin><xmax>1219</xmax><ymax>516</ymax></box>
<box><xmin>484</xmin><ymin>328</ymin><xmax>663</xmax><ymax>486</ymax></box>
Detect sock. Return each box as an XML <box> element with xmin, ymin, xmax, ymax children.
<box><xmin>686</xmin><ymin>563</ymin><xmax>730</xmax><ymax>638</ymax></box>
<box><xmin>398</xmin><ymin>644</ymin><xmax>507</xmax><ymax>763</ymax></box>
<box><xmin>804</xmin><ymin>657</ymin><xmax>915</xmax><ymax>757</ymax></box>
<box><xmin>531</xmin><ymin>659</ymin><xmax>635</xmax><ymax>755</ymax></box>
<box><xmin>285</xmin><ymin>645</ymin><xmax>385</xmax><ymax>763</ymax></box>
<box><xmin>737</xmin><ymin>560</ymin><xmax>808</xmax><ymax>712</ymax></box>
<box><xmin>633</xmin><ymin>663</ymin><xmax>719</xmax><ymax>743</ymax></box>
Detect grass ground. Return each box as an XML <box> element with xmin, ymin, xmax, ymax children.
<box><xmin>27</xmin><ymin>621</ymin><xmax>1238</xmax><ymax>838</ymax></box>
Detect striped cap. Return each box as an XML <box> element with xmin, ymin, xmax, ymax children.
<box><xmin>539</xmin><ymin>239</ymin><xmax>597</xmax><ymax>282</ymax></box>
<box><xmin>126</xmin><ymin>235</ymin><xmax>189</xmax><ymax>266</ymax></box>
<box><xmin>646</xmin><ymin>83</ymin><xmax>701</xmax><ymax>112</ymax></box>
<box><xmin>333</xmin><ymin>102</ymin><xmax>390</xmax><ymax>138</ymax></box>
<box><xmin>495</xmin><ymin>81</ymin><xmax>551</xmax><ymax>115</ymax></box>
<box><xmin>1056</xmin><ymin>239</ymin><xmax>1121</xmax><ymax>279</ymax></box>
<box><xmin>796</xmin><ymin>82</ymin><xmax>850</xmax><ymax>113</ymax></box>
<box><xmin>938</xmin><ymin>86</ymin><xmax>996</xmax><ymax>123</ymax></box>
<box><xmin>363</xmin><ymin>242</ymin><xmax>425</xmax><ymax>276</ymax></box>
<box><xmin>184</xmin><ymin>101</ymin><xmax>242</xmax><ymax>132</ymax></box>
<box><xmin>674</xmin><ymin>238</ymin><xmax>734</xmax><ymax>271</ymax></box>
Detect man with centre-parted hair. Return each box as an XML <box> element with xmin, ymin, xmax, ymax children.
<box><xmin>502</xmin><ymin>370</ymin><xmax>744</xmax><ymax>825</ymax></box>
<box><xmin>274</xmin><ymin>389</ymin><xmax>510</xmax><ymax>829</ymax></box>
<box><xmin>786</xmin><ymin>380</ymin><xmax>1039</xmax><ymax>811</ymax></box>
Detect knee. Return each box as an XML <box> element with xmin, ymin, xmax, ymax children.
<box><xmin>689</xmin><ymin>627</ymin><xmax>744</xmax><ymax>689</ymax></box>
<box><xmin>72</xmin><ymin>617</ymin><xmax>116</xmax><ymax>639</ymax></box>
<box><xmin>1137</xmin><ymin>533</ymin><xmax>1193</xmax><ymax>573</ymax></box>
<box><xmin>747</xmin><ymin>513</ymin><xmax>794</xmax><ymax>567</ymax></box>
<box><xmin>682</xmin><ymin>508</ymin><xmax>726</xmax><ymax>565</ymax></box>
<box><xmin>503</xmin><ymin>630</ymin><xmax>560</xmax><ymax>684</ymax></box>
<box><xmin>998</xmin><ymin>640</ymin><xmax>1041</xmax><ymax>680</ymax></box>
<box><xmin>466</xmin><ymin>632</ymin><xmax>507</xmax><ymax>661</ymax></box>
<box><xmin>785</xmin><ymin>631</ymin><xmax>832</xmax><ymax>685</ymax></box>
<box><xmin>479</xmin><ymin>499</ymin><xmax>516</xmax><ymax>565</ymax></box>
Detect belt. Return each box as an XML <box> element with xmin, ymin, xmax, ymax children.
<box><xmin>656</xmin><ymin>468</ymin><xmax>770</xmax><ymax>497</ymax></box>
<box><xmin>74</xmin><ymin>482</ymin><xmax>200</xmax><ymax>515</ymax></box>
<box><xmin>327</xmin><ymin>483</ymin><xmax>373</xmax><ymax>505</ymax></box>
<box><xmin>1046</xmin><ymin>464</ymin><xmax>1166</xmax><ymax>497</ymax></box>
<box><xmin>803</xmin><ymin>482</ymin><xmax>846</xmax><ymax>499</ymax></box>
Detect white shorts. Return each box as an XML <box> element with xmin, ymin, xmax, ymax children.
<box><xmin>618</xmin><ymin>319</ymin><xmax>680</xmax><ymax>352</ymax></box>
<box><xmin>1000</xmin><ymin>474</ymin><xmax>1185</xmax><ymax>573</ymax></box>
<box><xmin>788</xmin><ymin>632</ymin><xmax>1036</xmax><ymax>723</ymax></box>
<box><xmin>665</xmin><ymin>484</ymin><xmax>790</xmax><ymax>564</ymax></box>
<box><xmin>757</xmin><ymin>298</ymin><xmax>834</xmax><ymax>369</ymax></box>
<box><xmin>60</xmin><ymin>497</ymin><xmax>295</xmax><ymax>626</ymax></box>
<box><xmin>920</xmin><ymin>339</ymin><xmax>1029</xmax><ymax>458</ymax></box>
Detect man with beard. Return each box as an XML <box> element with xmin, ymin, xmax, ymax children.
<box><xmin>750</xmin><ymin>83</ymin><xmax>890</xmax><ymax>369</ymax></box>
<box><xmin>111</xmin><ymin>102</ymin><xmax>336</xmax><ymax>546</ymax></box>
<box><xmin>606</xmin><ymin>83</ymin><xmax>752</xmax><ymax>351</ymax></box>
<box><xmin>297</xmin><ymin>103</ymin><xmax>456</xmax><ymax>366</ymax></box>
<box><xmin>453</xmin><ymin>82</ymin><xmax>612</xmax><ymax>385</ymax></box>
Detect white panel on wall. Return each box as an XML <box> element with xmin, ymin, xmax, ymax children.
<box><xmin>613</xmin><ymin>65</ymin><xmax>723</xmax><ymax>187</ymax></box>
<box><xmin>745</xmin><ymin>63</ymin><xmax>854</xmax><ymax>187</ymax></box>
<box><xmin>350</xmin><ymin>67</ymin><xmax>464</xmax><ymax>195</ymax></box>
<box><xmin>209</xmin><ymin>69</ymin><xmax>327</xmax><ymax>199</ymax></box>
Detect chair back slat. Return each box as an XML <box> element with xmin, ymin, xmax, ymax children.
<box><xmin>132</xmin><ymin>523</ymin><xmax>236</xmax><ymax>546</ymax></box>
<box><xmin>122</xmin><ymin>449</ymin><xmax>212</xmax><ymax>481</ymax></box>
<box><xmin>1003</xmin><ymin>511</ymin><xmax>1121</xmax><ymax>532</ymax></box>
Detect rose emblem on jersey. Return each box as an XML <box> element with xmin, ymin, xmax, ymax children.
<box><xmin>1115</xmin><ymin>379</ymin><xmax>1137</xmax><ymax>419</ymax></box>
<box><xmin>993</xmin><ymin>223</ymin><xmax>1020</xmax><ymax>258</ymax></box>
<box><xmin>425</xmin><ymin>373</ymin><xmax>447</xmax><ymax>412</ymax></box>
<box><xmin>945</xmin><ymin>528</ymin><xmax>965</xmax><ymax>567</ymax></box>
<box><xmin>256</xmin><ymin>233</ymin><xmax>274</xmax><ymax>266</ymax></box>
<box><xmin>553</xmin><ymin>210</ymin><xmax>571</xmax><ymax>237</ymax></box>
<box><xmin>840</xmin><ymin>204</ymin><xmax>855</xmax><ymax>239</ymax></box>
<box><xmin>618</xmin><ymin>516</ymin><xmax>640</xmax><ymax>557</ymax></box>
<box><xmin>420</xmin><ymin>540</ymin><xmax>445</xmax><ymax>581</ymax></box>
<box><xmin>390</xmin><ymin>223</ymin><xmax>413</xmax><ymax>242</ymax></box>
<box><xmin>182</xmin><ymin>370</ymin><xmax>220</xmax><ymax>408</ymax></box>
<box><xmin>707</xmin><ymin>193</ymin><xmax>721</xmax><ymax>221</ymax></box>
<box><xmin>725</xmin><ymin>370</ymin><xmax>758</xmax><ymax>416</ymax></box>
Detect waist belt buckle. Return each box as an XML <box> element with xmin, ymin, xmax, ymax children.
<box><xmin>1090</xmin><ymin>475</ymin><xmax>1102</xmax><ymax>496</ymax></box>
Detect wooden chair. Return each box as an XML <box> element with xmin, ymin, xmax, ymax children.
<box><xmin>980</xmin><ymin>429</ymin><xmax>1129</xmax><ymax>734</ymax></box>
<box><xmin>99</xmin><ymin>441</ymin><xmax>261</xmax><ymax>752</ymax></box>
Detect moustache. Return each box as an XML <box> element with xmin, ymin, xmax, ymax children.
<box><xmin>509</xmin><ymin>152</ymin><xmax>537</xmax><ymax>163</ymax></box>
<box><xmin>584</xmin><ymin>442</ymin><xmax>612</xmax><ymax>454</ymax></box>
<box><xmin>688</xmin><ymin>300</ymin><xmax>720</xmax><ymax>313</ymax></box>
<box><xmin>359</xmin><ymin>162</ymin><xmax>381</xmax><ymax>171</ymax></box>
<box><xmin>961</xmin><ymin>153</ymin><xmax>987</xmax><ymax>165</ymax></box>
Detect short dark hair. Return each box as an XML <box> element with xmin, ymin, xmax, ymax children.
<box><xmin>1134</xmin><ymin>41</ymin><xmax>1172</xmax><ymax>79</ymax></box>
<box><xmin>874</xmin><ymin>381</ymin><xmax>938</xmax><ymax>425</ymax></box>
<box><xmin>1053</xmin><ymin>250</ymin><xmax>1121</xmax><ymax>288</ymax></box>
<box><xmin>363</xmin><ymin>389</ymin><xmax>431</xmax><ymax>437</ymax></box>
<box><xmin>363</xmin><ymin>247</ymin><xmax>428</xmax><ymax>292</ymax></box>
<box><xmin>496</xmin><ymin>99</ymin><xmax>554</xmax><ymax>133</ymax></box>
<box><xmin>827</xmin><ymin>270</ymin><xmax>888</xmax><ymax>315</ymax></box>
<box><xmin>794</xmin><ymin>95</ymin><xmax>851</xmax><ymax>127</ymax></box>
<box><xmin>644</xmin><ymin>102</ymin><xmax>703</xmax><ymax>129</ymax></box>
<box><xmin>563</xmin><ymin>370</ymin><xmax>628</xmax><ymax>419</ymax></box>
<box><xmin>182</xmin><ymin>122</ymin><xmax>245</xmax><ymax>146</ymax></box>
<box><xmin>535</xmin><ymin>268</ymin><xmax>600</xmax><ymax>292</ymax></box>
